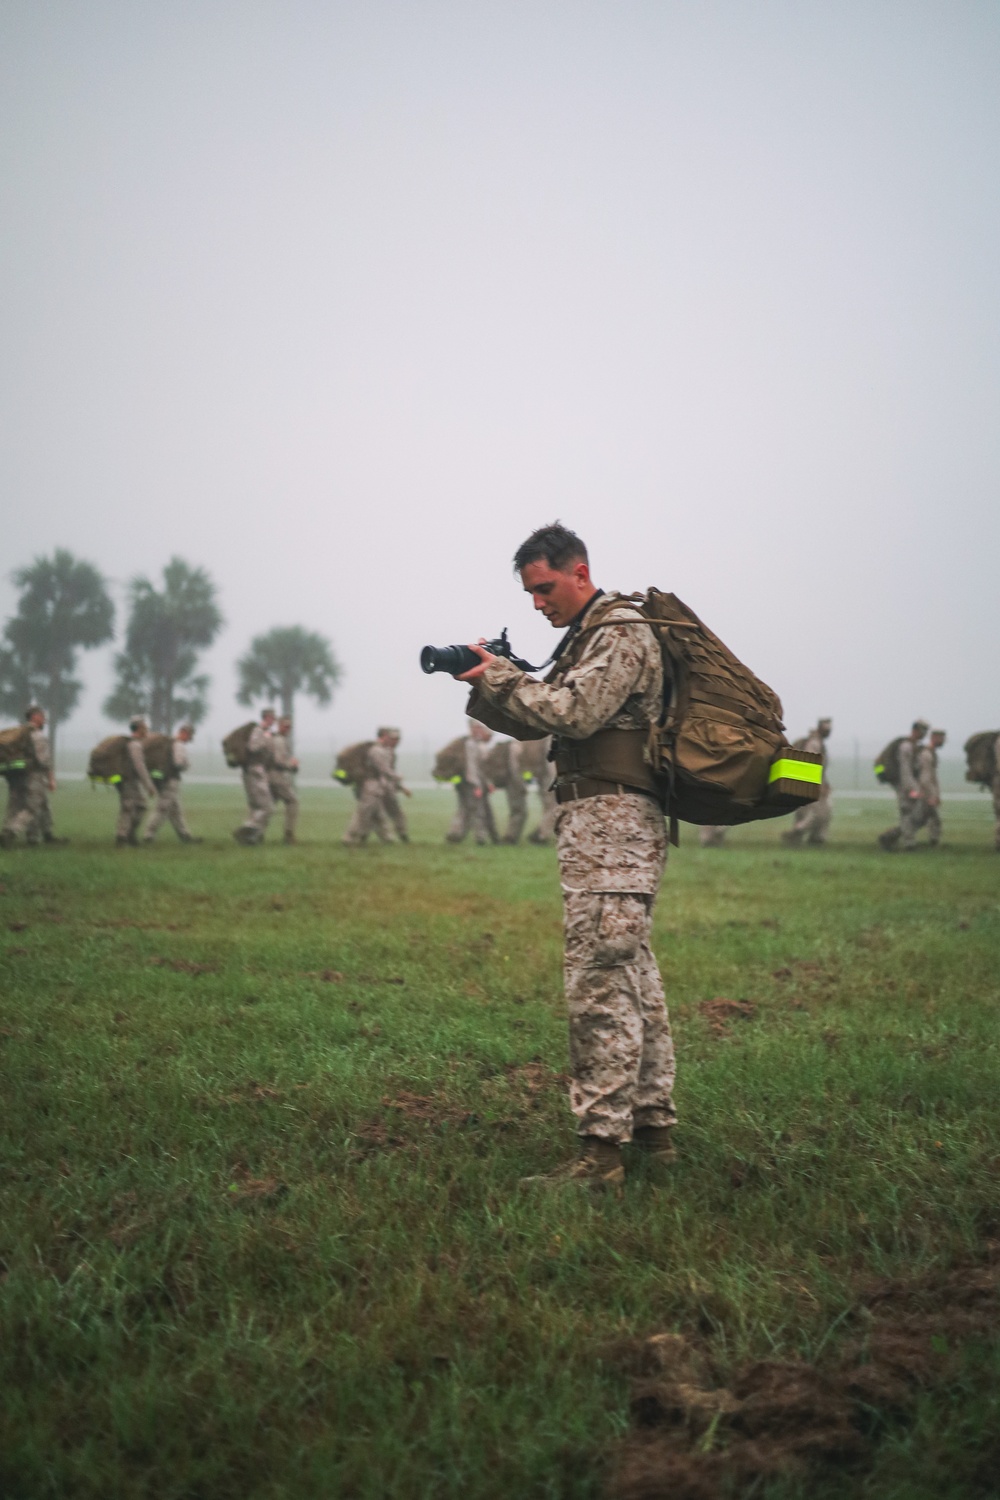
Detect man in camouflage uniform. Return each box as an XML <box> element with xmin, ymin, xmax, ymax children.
<box><xmin>445</xmin><ymin>721</ymin><xmax>498</xmax><ymax>845</ymax></box>
<box><xmin>781</xmin><ymin>717</ymin><xmax>833</xmax><ymax>846</ymax></box>
<box><xmin>906</xmin><ymin>729</ymin><xmax>946</xmax><ymax>848</ymax></box>
<box><xmin>492</xmin><ymin>738</ymin><xmax>554</xmax><ymax>844</ymax></box>
<box><xmin>143</xmin><ymin>723</ymin><xmax>201</xmax><ymax>844</ymax></box>
<box><xmin>116</xmin><ymin>717</ymin><xmax>159</xmax><ymax>845</ymax></box>
<box><xmin>268</xmin><ymin>715</ymin><xmax>300</xmax><ymax>845</ymax></box>
<box><xmin>343</xmin><ymin>728</ymin><xmax>411</xmax><ymax>845</ymax></box>
<box><xmin>234</xmin><ymin>709</ymin><xmax>276</xmax><ymax>845</ymax></box>
<box><xmin>879</xmin><ymin>720</ymin><xmax>929</xmax><ymax>852</ymax></box>
<box><xmin>0</xmin><ymin>706</ymin><xmax>65</xmax><ymax>848</ymax></box>
<box><xmin>462</xmin><ymin>523</ymin><xmax>675</xmax><ymax>1189</ymax></box>
<box><xmin>992</xmin><ymin>733</ymin><xmax>1000</xmax><ymax>853</ymax></box>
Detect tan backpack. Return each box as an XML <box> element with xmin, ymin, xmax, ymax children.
<box><xmin>222</xmin><ymin>722</ymin><xmax>257</xmax><ymax>769</ymax></box>
<box><xmin>964</xmin><ymin>731</ymin><xmax>999</xmax><ymax>788</ymax></box>
<box><xmin>572</xmin><ymin>591</ymin><xmax>822</xmax><ymax>829</ymax></box>
<box><xmin>333</xmin><ymin>741</ymin><xmax>374</xmax><ymax>787</ymax></box>
<box><xmin>0</xmin><ymin>724</ymin><xmax>38</xmax><ymax>778</ymax></box>
<box><xmin>88</xmin><ymin>736</ymin><xmax>131</xmax><ymax>784</ymax></box>
<box><xmin>433</xmin><ymin>736</ymin><xmax>467</xmax><ymax>783</ymax></box>
<box><xmin>873</xmin><ymin>738</ymin><xmax>905</xmax><ymax>787</ymax></box>
<box><xmin>142</xmin><ymin>733</ymin><xmax>173</xmax><ymax>781</ymax></box>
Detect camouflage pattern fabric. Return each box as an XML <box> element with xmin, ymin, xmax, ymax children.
<box><xmin>343</xmin><ymin>741</ymin><xmax>408</xmax><ymax>845</ymax></box>
<box><xmin>145</xmin><ymin>736</ymin><xmax>193</xmax><ymax>842</ymax></box>
<box><xmin>784</xmin><ymin>725</ymin><xmax>832</xmax><ymax>845</ymax></box>
<box><xmin>992</xmin><ymin>736</ymin><xmax>1000</xmax><ymax>850</ymax></box>
<box><xmin>446</xmin><ymin>781</ymin><xmax>498</xmax><ymax>845</ymax></box>
<box><xmin>2</xmin><ymin>772</ymin><xmax>51</xmax><ymax>844</ymax></box>
<box><xmin>268</xmin><ymin>731</ymin><xmax>300</xmax><ymax>839</ymax></box>
<box><xmin>238</xmin><ymin>764</ymin><xmax>274</xmax><ymax>840</ymax></box>
<box><xmin>115</xmin><ymin>782</ymin><xmax>150</xmax><ymax>842</ymax></box>
<box><xmin>470</xmin><ymin>604</ymin><xmax>674</xmax><ymax>1146</ymax></box>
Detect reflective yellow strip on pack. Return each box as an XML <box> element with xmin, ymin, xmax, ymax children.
<box><xmin>769</xmin><ymin>758</ymin><xmax>823</xmax><ymax>786</ymax></box>
<box><xmin>333</xmin><ymin>769</ymin><xmax>348</xmax><ymax>780</ymax></box>
<box><xmin>522</xmin><ymin>771</ymin><xmax>533</xmax><ymax>781</ymax></box>
<box><xmin>874</xmin><ymin>764</ymin><xmax>884</xmax><ymax>777</ymax></box>
<box><xmin>450</xmin><ymin>775</ymin><xmax>462</xmax><ymax>784</ymax></box>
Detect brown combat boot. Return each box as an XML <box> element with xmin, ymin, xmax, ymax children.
<box><xmin>520</xmin><ymin>1136</ymin><xmax>625</xmax><ymax>1192</ymax></box>
<box><xmin>632</xmin><ymin>1126</ymin><xmax>677</xmax><ymax>1183</ymax></box>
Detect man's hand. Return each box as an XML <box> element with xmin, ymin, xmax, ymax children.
<box><xmin>49</xmin><ymin>776</ymin><xmax>56</xmax><ymax>792</ymax></box>
<box><xmin>402</xmin><ymin>787</ymin><xmax>413</xmax><ymax>799</ymax></box>
<box><xmin>457</xmin><ymin>641</ymin><xmax>498</xmax><ymax>682</ymax></box>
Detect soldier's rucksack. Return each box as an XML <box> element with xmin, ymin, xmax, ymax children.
<box><xmin>0</xmin><ymin>724</ymin><xmax>38</xmax><ymax>778</ymax></box>
<box><xmin>874</xmin><ymin>738</ymin><xmax>905</xmax><ymax>787</ymax></box>
<box><xmin>222</xmin><ymin>722</ymin><xmax>257</xmax><ymax>769</ymax></box>
<box><xmin>589</xmin><ymin>591</ymin><xmax>822</xmax><ymax>828</ymax></box>
<box><xmin>143</xmin><ymin>733</ymin><xmax>173</xmax><ymax>782</ymax></box>
<box><xmin>332</xmin><ymin>741</ymin><xmax>374</xmax><ymax>787</ymax></box>
<box><xmin>964</xmin><ymin>731</ymin><xmax>999</xmax><ymax>788</ymax></box>
<box><xmin>432</xmin><ymin>737</ymin><xmax>467</xmax><ymax>784</ymax></box>
<box><xmin>88</xmin><ymin>736</ymin><xmax>131</xmax><ymax>784</ymax></box>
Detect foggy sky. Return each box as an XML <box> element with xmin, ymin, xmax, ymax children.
<box><xmin>2</xmin><ymin>1</ymin><xmax>998</xmax><ymax>757</ymax></box>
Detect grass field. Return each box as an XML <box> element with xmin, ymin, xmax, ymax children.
<box><xmin>2</xmin><ymin>784</ymin><xmax>999</xmax><ymax>1499</ymax></box>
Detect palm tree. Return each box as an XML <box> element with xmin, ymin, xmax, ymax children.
<box><xmin>104</xmin><ymin>559</ymin><xmax>223</xmax><ymax>730</ymax></box>
<box><xmin>236</xmin><ymin>626</ymin><xmax>342</xmax><ymax>722</ymax></box>
<box><xmin>0</xmin><ymin>550</ymin><xmax>115</xmax><ymax>758</ymax></box>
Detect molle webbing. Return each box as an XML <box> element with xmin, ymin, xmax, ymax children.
<box><xmin>554</xmin><ymin>728</ymin><xmax>659</xmax><ymax>797</ymax></box>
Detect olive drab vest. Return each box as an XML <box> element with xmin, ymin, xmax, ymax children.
<box><xmin>222</xmin><ymin>723</ymin><xmax>258</xmax><ymax>769</ymax></box>
<box><xmin>87</xmin><ymin>736</ymin><xmax>132</xmax><ymax>784</ymax></box>
<box><xmin>963</xmin><ymin>731</ymin><xmax>1000</xmax><ymax>788</ymax></box>
<box><xmin>142</xmin><ymin>733</ymin><xmax>174</xmax><ymax>782</ymax></box>
<box><xmin>0</xmin><ymin>724</ymin><xmax>38</xmax><ymax>778</ymax></box>
<box><xmin>432</xmin><ymin>737</ymin><xmax>467</xmax><ymax>784</ymax></box>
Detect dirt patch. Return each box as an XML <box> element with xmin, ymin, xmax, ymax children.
<box><xmin>149</xmin><ymin>956</ymin><xmax>217</xmax><ymax>975</ymax></box>
<box><xmin>4</xmin><ymin>946</ymin><xmax>28</xmax><ymax>957</ymax></box>
<box><xmin>381</xmin><ymin>1090</ymin><xmax>478</xmax><ymax>1127</ymax></box>
<box><xmin>698</xmin><ymin>998</ymin><xmax>756</xmax><ymax>1036</ymax></box>
<box><xmin>503</xmin><ymin>1060</ymin><xmax>569</xmax><ymax>1094</ymax></box>
<box><xmin>225</xmin><ymin>1164</ymin><xmax>289</xmax><ymax>1204</ymax></box>
<box><xmin>8</xmin><ymin>921</ymin><xmax>28</xmax><ymax>932</ymax></box>
<box><xmin>609</xmin><ymin>1247</ymin><xmax>1000</xmax><ymax>1500</ymax></box>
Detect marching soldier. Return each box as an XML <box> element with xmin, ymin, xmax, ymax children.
<box><xmin>445</xmin><ymin>721</ymin><xmax>498</xmax><ymax>846</ymax></box>
<box><xmin>782</xmin><ymin>717</ymin><xmax>833</xmax><ymax>846</ymax></box>
<box><xmin>268</xmin><ymin>715</ymin><xmax>300</xmax><ymax>845</ymax></box>
<box><xmin>343</xmin><ymin>728</ymin><xmax>411</xmax><ymax>845</ymax></box>
<box><xmin>908</xmin><ymin>729</ymin><xmax>946</xmax><ymax>848</ymax></box>
<box><xmin>116</xmin><ymin>717</ymin><xmax>158</xmax><ymax>846</ymax></box>
<box><xmin>142</xmin><ymin>724</ymin><xmax>201</xmax><ymax>844</ymax></box>
<box><xmin>234</xmin><ymin>709</ymin><xmax>276</xmax><ymax>845</ymax></box>
<box><xmin>879</xmin><ymin>720</ymin><xmax>929</xmax><ymax>852</ymax></box>
<box><xmin>0</xmin><ymin>706</ymin><xmax>65</xmax><ymax>848</ymax></box>
<box><xmin>993</xmin><ymin>732</ymin><xmax>1000</xmax><ymax>853</ymax></box>
<box><xmin>461</xmin><ymin>523</ymin><xmax>675</xmax><ymax>1189</ymax></box>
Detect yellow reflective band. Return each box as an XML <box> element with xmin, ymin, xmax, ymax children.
<box><xmin>874</xmin><ymin>764</ymin><xmax>884</xmax><ymax>776</ymax></box>
<box><xmin>522</xmin><ymin>771</ymin><xmax>533</xmax><ymax>781</ymax></box>
<box><xmin>333</xmin><ymin>769</ymin><xmax>347</xmax><ymax>779</ymax></box>
<box><xmin>769</xmin><ymin>758</ymin><xmax>823</xmax><ymax>786</ymax></box>
<box><xmin>450</xmin><ymin>775</ymin><xmax>462</xmax><ymax>784</ymax></box>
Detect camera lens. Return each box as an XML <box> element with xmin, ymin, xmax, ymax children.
<box><xmin>420</xmin><ymin>644</ymin><xmax>477</xmax><ymax>676</ymax></box>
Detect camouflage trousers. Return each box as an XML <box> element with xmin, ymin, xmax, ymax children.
<box><xmin>446</xmin><ymin>782</ymin><xmax>498</xmax><ymax>845</ymax></box>
<box><xmin>558</xmin><ymin>793</ymin><xmax>675</xmax><ymax>1145</ymax></box>
<box><xmin>381</xmin><ymin>789</ymin><xmax>409</xmax><ymax>841</ymax></box>
<box><xmin>993</xmin><ymin>775</ymin><xmax>1000</xmax><ymax>851</ymax></box>
<box><xmin>115</xmin><ymin>782</ymin><xmax>149</xmax><ymax>842</ymax></box>
<box><xmin>784</xmin><ymin>784</ymin><xmax>832</xmax><ymax>846</ymax></box>
<box><xmin>268</xmin><ymin>772</ymin><xmax>299</xmax><ymax>838</ymax></box>
<box><xmin>882</xmin><ymin>792</ymin><xmax>939</xmax><ymax>850</ymax></box>
<box><xmin>344</xmin><ymin>779</ymin><xmax>398</xmax><ymax>844</ymax></box>
<box><xmin>528</xmin><ymin>778</ymin><xmax>558</xmax><ymax>845</ymax></box>
<box><xmin>699</xmin><ymin>825</ymin><xmax>728</xmax><ymax>848</ymax></box>
<box><xmin>238</xmin><ymin>766</ymin><xmax>273</xmax><ymax>841</ymax></box>
<box><xmin>144</xmin><ymin>779</ymin><xmax>192</xmax><ymax>842</ymax></box>
<box><xmin>501</xmin><ymin>774</ymin><xmax>529</xmax><ymax>843</ymax></box>
<box><xmin>2</xmin><ymin>772</ymin><xmax>52</xmax><ymax>844</ymax></box>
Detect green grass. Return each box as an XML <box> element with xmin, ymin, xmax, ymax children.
<box><xmin>1</xmin><ymin>785</ymin><xmax>998</xmax><ymax>1498</ymax></box>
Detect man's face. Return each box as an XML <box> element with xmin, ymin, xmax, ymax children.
<box><xmin>28</xmin><ymin>711</ymin><xmax>45</xmax><ymax>730</ymax></box>
<box><xmin>818</xmin><ymin>721</ymin><xmax>832</xmax><ymax>739</ymax></box>
<box><xmin>520</xmin><ymin>558</ymin><xmax>595</xmax><ymax>629</ymax></box>
<box><xmin>279</xmin><ymin>719</ymin><xmax>292</xmax><ymax>735</ymax></box>
<box><xmin>179</xmin><ymin>727</ymin><xmax>193</xmax><ymax>743</ymax></box>
<box><xmin>262</xmin><ymin>712</ymin><xmax>275</xmax><ymax>729</ymax></box>
<box><xmin>471</xmin><ymin>723</ymin><xmax>492</xmax><ymax>744</ymax></box>
<box><xmin>931</xmin><ymin>732</ymin><xmax>945</xmax><ymax>749</ymax></box>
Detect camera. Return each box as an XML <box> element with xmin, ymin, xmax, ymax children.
<box><xmin>420</xmin><ymin>628</ymin><xmax>534</xmax><ymax>677</ymax></box>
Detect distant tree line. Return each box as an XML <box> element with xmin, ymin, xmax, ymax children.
<box><xmin>0</xmin><ymin>550</ymin><xmax>342</xmax><ymax>749</ymax></box>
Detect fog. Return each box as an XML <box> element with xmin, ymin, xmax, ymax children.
<box><xmin>2</xmin><ymin>1</ymin><xmax>998</xmax><ymax>761</ymax></box>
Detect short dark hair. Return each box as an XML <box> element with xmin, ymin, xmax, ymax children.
<box><xmin>513</xmin><ymin>522</ymin><xmax>588</xmax><ymax>575</ymax></box>
<box><xmin>25</xmin><ymin>704</ymin><xmax>43</xmax><ymax>720</ymax></box>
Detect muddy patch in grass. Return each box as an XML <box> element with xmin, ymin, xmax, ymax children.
<box><xmin>608</xmin><ymin>1246</ymin><xmax>1000</xmax><ymax>1500</ymax></box>
<box><xmin>698</xmin><ymin>998</ymin><xmax>756</xmax><ymax>1037</ymax></box>
<box><xmin>149</xmin><ymin>956</ymin><xmax>218</xmax><ymax>975</ymax></box>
